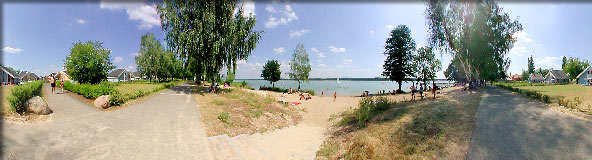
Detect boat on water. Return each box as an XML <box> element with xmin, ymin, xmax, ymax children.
<box><xmin>337</xmin><ymin>77</ymin><xmax>341</xmax><ymax>84</ymax></box>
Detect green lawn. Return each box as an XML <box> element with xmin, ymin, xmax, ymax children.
<box><xmin>2</xmin><ymin>85</ymin><xmax>13</xmax><ymax>113</ymax></box>
<box><xmin>516</xmin><ymin>84</ymin><xmax>592</xmax><ymax>108</ymax></box>
<box><xmin>114</xmin><ymin>83</ymin><xmax>164</xmax><ymax>94</ymax></box>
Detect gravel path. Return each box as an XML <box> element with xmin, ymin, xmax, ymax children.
<box><xmin>2</xmin><ymin>83</ymin><xmax>211</xmax><ymax>159</ymax></box>
<box><xmin>467</xmin><ymin>87</ymin><xmax>592</xmax><ymax>159</ymax></box>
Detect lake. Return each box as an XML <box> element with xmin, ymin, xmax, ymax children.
<box><xmin>235</xmin><ymin>79</ymin><xmax>455</xmax><ymax>97</ymax></box>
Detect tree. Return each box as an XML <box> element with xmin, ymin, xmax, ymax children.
<box><xmin>444</xmin><ymin>60</ymin><xmax>467</xmax><ymax>84</ymax></box>
<box><xmin>415</xmin><ymin>47</ymin><xmax>442</xmax><ymax>98</ymax></box>
<box><xmin>64</xmin><ymin>41</ymin><xmax>115</xmax><ymax>84</ymax></box>
<box><xmin>158</xmin><ymin>0</ymin><xmax>262</xmax><ymax>91</ymax></box>
<box><xmin>261</xmin><ymin>60</ymin><xmax>281</xmax><ymax>88</ymax></box>
<box><xmin>136</xmin><ymin>33</ymin><xmax>184</xmax><ymax>82</ymax></box>
<box><xmin>5</xmin><ymin>67</ymin><xmax>20</xmax><ymax>75</ymax></box>
<box><xmin>528</xmin><ymin>55</ymin><xmax>535</xmax><ymax>74</ymax></box>
<box><xmin>288</xmin><ymin>44</ymin><xmax>311</xmax><ymax>89</ymax></box>
<box><xmin>562</xmin><ymin>56</ymin><xmax>568</xmax><ymax>70</ymax></box>
<box><xmin>521</xmin><ymin>69</ymin><xmax>529</xmax><ymax>81</ymax></box>
<box><xmin>382</xmin><ymin>25</ymin><xmax>416</xmax><ymax>93</ymax></box>
<box><xmin>426</xmin><ymin>0</ymin><xmax>522</xmax><ymax>86</ymax></box>
<box><xmin>563</xmin><ymin>57</ymin><xmax>591</xmax><ymax>80</ymax></box>
<box><xmin>535</xmin><ymin>68</ymin><xmax>550</xmax><ymax>76</ymax></box>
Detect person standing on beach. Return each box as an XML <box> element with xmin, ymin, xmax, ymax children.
<box><xmin>333</xmin><ymin>92</ymin><xmax>337</xmax><ymax>102</ymax></box>
<box><xmin>410</xmin><ymin>85</ymin><xmax>415</xmax><ymax>100</ymax></box>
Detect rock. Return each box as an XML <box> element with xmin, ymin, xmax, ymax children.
<box><xmin>25</xmin><ymin>96</ymin><xmax>52</xmax><ymax>115</ymax></box>
<box><xmin>94</xmin><ymin>95</ymin><xmax>110</xmax><ymax>109</ymax></box>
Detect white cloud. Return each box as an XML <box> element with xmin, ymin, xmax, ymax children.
<box><xmin>318</xmin><ymin>52</ymin><xmax>326</xmax><ymax>58</ymax></box>
<box><xmin>289</xmin><ymin>29</ymin><xmax>310</xmax><ymax>38</ymax></box>
<box><xmin>343</xmin><ymin>59</ymin><xmax>352</xmax><ymax>64</ymax></box>
<box><xmin>131</xmin><ymin>52</ymin><xmax>139</xmax><ymax>57</ymax></box>
<box><xmin>264</xmin><ymin>4</ymin><xmax>298</xmax><ymax>28</ymax></box>
<box><xmin>236</xmin><ymin>0</ymin><xmax>255</xmax><ymax>17</ymax></box>
<box><xmin>311</xmin><ymin>47</ymin><xmax>319</xmax><ymax>52</ymax></box>
<box><xmin>386</xmin><ymin>24</ymin><xmax>394</xmax><ymax>30</ymax></box>
<box><xmin>114</xmin><ymin>56</ymin><xmax>124</xmax><ymax>63</ymax></box>
<box><xmin>328</xmin><ymin>46</ymin><xmax>346</xmax><ymax>53</ymax></box>
<box><xmin>3</xmin><ymin>46</ymin><xmax>23</xmax><ymax>53</ymax></box>
<box><xmin>370</xmin><ymin>30</ymin><xmax>375</xmax><ymax>35</ymax></box>
<box><xmin>533</xmin><ymin>56</ymin><xmax>562</xmax><ymax>69</ymax></box>
<box><xmin>273</xmin><ymin>47</ymin><xmax>285</xmax><ymax>55</ymax></box>
<box><xmin>510</xmin><ymin>31</ymin><xmax>534</xmax><ymax>57</ymax></box>
<box><xmin>100</xmin><ymin>0</ymin><xmax>160</xmax><ymax>29</ymax></box>
<box><xmin>77</xmin><ymin>18</ymin><xmax>86</xmax><ymax>24</ymax></box>
<box><xmin>126</xmin><ymin>65</ymin><xmax>136</xmax><ymax>71</ymax></box>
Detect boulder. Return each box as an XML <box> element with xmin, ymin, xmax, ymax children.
<box><xmin>94</xmin><ymin>95</ymin><xmax>110</xmax><ymax>109</ymax></box>
<box><xmin>25</xmin><ymin>96</ymin><xmax>52</xmax><ymax>115</ymax></box>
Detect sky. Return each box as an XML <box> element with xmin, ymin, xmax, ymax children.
<box><xmin>3</xmin><ymin>1</ymin><xmax>592</xmax><ymax>79</ymax></box>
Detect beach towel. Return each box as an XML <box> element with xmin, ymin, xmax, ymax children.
<box><xmin>289</xmin><ymin>102</ymin><xmax>301</xmax><ymax>106</ymax></box>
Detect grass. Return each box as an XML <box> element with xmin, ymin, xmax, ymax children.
<box><xmin>316</xmin><ymin>88</ymin><xmax>482</xmax><ymax>159</ymax></box>
<box><xmin>515</xmin><ymin>84</ymin><xmax>592</xmax><ymax>112</ymax></box>
<box><xmin>2</xmin><ymin>85</ymin><xmax>13</xmax><ymax>114</ymax></box>
<box><xmin>195</xmin><ymin>87</ymin><xmax>303</xmax><ymax>137</ymax></box>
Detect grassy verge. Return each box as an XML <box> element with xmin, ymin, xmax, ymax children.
<box><xmin>316</xmin><ymin>89</ymin><xmax>482</xmax><ymax>159</ymax></box>
<box><xmin>2</xmin><ymin>85</ymin><xmax>13</xmax><ymax>114</ymax></box>
<box><xmin>195</xmin><ymin>87</ymin><xmax>303</xmax><ymax>136</ymax></box>
<box><xmin>259</xmin><ymin>86</ymin><xmax>316</xmax><ymax>96</ymax></box>
<box><xmin>494</xmin><ymin>82</ymin><xmax>592</xmax><ymax>114</ymax></box>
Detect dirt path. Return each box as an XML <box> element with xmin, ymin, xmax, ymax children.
<box><xmin>467</xmin><ymin>87</ymin><xmax>592</xmax><ymax>159</ymax></box>
<box><xmin>2</xmin><ymin>83</ymin><xmax>211</xmax><ymax>159</ymax></box>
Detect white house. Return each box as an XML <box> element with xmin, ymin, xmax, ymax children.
<box><xmin>545</xmin><ymin>70</ymin><xmax>570</xmax><ymax>84</ymax></box>
<box><xmin>107</xmin><ymin>69</ymin><xmax>131</xmax><ymax>82</ymax></box>
<box><xmin>576</xmin><ymin>66</ymin><xmax>592</xmax><ymax>85</ymax></box>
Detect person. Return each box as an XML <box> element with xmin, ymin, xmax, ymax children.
<box><xmin>419</xmin><ymin>85</ymin><xmax>424</xmax><ymax>99</ymax></box>
<box><xmin>410</xmin><ymin>85</ymin><xmax>415</xmax><ymax>100</ymax></box>
<box><xmin>60</xmin><ymin>81</ymin><xmax>65</xmax><ymax>93</ymax></box>
<box><xmin>321</xmin><ymin>91</ymin><xmax>324</xmax><ymax>97</ymax></box>
<box><xmin>333</xmin><ymin>91</ymin><xmax>337</xmax><ymax>102</ymax></box>
<box><xmin>224</xmin><ymin>83</ymin><xmax>229</xmax><ymax>88</ymax></box>
<box><xmin>50</xmin><ymin>76</ymin><xmax>56</xmax><ymax>94</ymax></box>
<box><xmin>299</xmin><ymin>93</ymin><xmax>306</xmax><ymax>100</ymax></box>
<box><xmin>289</xmin><ymin>87</ymin><xmax>292</xmax><ymax>94</ymax></box>
<box><xmin>306</xmin><ymin>94</ymin><xmax>312</xmax><ymax>100</ymax></box>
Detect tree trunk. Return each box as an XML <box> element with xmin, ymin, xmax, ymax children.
<box><xmin>272</xmin><ymin>82</ymin><xmax>275</xmax><ymax>88</ymax></box>
<box><xmin>210</xmin><ymin>76</ymin><xmax>217</xmax><ymax>93</ymax></box>
<box><xmin>432</xmin><ymin>80</ymin><xmax>436</xmax><ymax>99</ymax></box>
<box><xmin>397</xmin><ymin>81</ymin><xmax>402</xmax><ymax>93</ymax></box>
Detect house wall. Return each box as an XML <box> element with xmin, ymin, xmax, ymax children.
<box><xmin>577</xmin><ymin>70</ymin><xmax>592</xmax><ymax>85</ymax></box>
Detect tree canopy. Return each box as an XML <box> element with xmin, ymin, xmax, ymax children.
<box><xmin>64</xmin><ymin>41</ymin><xmax>115</xmax><ymax>84</ymax></box>
<box><xmin>415</xmin><ymin>46</ymin><xmax>442</xmax><ymax>89</ymax></box>
<box><xmin>288</xmin><ymin>43</ymin><xmax>311</xmax><ymax>89</ymax></box>
<box><xmin>261</xmin><ymin>60</ymin><xmax>281</xmax><ymax>88</ymax></box>
<box><xmin>426</xmin><ymin>0</ymin><xmax>522</xmax><ymax>84</ymax></box>
<box><xmin>382</xmin><ymin>25</ymin><xmax>416</xmax><ymax>92</ymax></box>
<box><xmin>563</xmin><ymin>57</ymin><xmax>591</xmax><ymax>80</ymax></box>
<box><xmin>157</xmin><ymin>0</ymin><xmax>262</xmax><ymax>88</ymax></box>
<box><xmin>528</xmin><ymin>55</ymin><xmax>535</xmax><ymax>74</ymax></box>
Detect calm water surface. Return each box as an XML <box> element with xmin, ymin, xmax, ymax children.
<box><xmin>235</xmin><ymin>79</ymin><xmax>454</xmax><ymax>96</ymax></box>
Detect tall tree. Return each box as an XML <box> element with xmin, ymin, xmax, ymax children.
<box><xmin>382</xmin><ymin>25</ymin><xmax>416</xmax><ymax>93</ymax></box>
<box><xmin>535</xmin><ymin>68</ymin><xmax>550</xmax><ymax>76</ymax></box>
<box><xmin>444</xmin><ymin>60</ymin><xmax>467</xmax><ymax>84</ymax></box>
<box><xmin>158</xmin><ymin>0</ymin><xmax>262</xmax><ymax>91</ymax></box>
<box><xmin>288</xmin><ymin>44</ymin><xmax>311</xmax><ymax>89</ymax></box>
<box><xmin>562</xmin><ymin>56</ymin><xmax>568</xmax><ymax>70</ymax></box>
<box><xmin>136</xmin><ymin>33</ymin><xmax>164</xmax><ymax>82</ymax></box>
<box><xmin>426</xmin><ymin>0</ymin><xmax>522</xmax><ymax>85</ymax></box>
<box><xmin>527</xmin><ymin>55</ymin><xmax>535</xmax><ymax>74</ymax></box>
<box><xmin>64</xmin><ymin>41</ymin><xmax>115</xmax><ymax>84</ymax></box>
<box><xmin>563</xmin><ymin>57</ymin><xmax>591</xmax><ymax>80</ymax></box>
<box><xmin>261</xmin><ymin>60</ymin><xmax>281</xmax><ymax>88</ymax></box>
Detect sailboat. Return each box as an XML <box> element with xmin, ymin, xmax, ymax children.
<box><xmin>336</xmin><ymin>77</ymin><xmax>341</xmax><ymax>84</ymax></box>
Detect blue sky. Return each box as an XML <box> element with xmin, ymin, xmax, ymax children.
<box><xmin>3</xmin><ymin>1</ymin><xmax>592</xmax><ymax>79</ymax></box>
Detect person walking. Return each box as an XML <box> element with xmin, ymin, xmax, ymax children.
<box><xmin>333</xmin><ymin>91</ymin><xmax>337</xmax><ymax>102</ymax></box>
<box><xmin>60</xmin><ymin>81</ymin><xmax>65</xmax><ymax>93</ymax></box>
<box><xmin>50</xmin><ymin>76</ymin><xmax>56</xmax><ymax>94</ymax></box>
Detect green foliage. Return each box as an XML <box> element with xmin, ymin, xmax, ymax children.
<box><xmin>289</xmin><ymin>44</ymin><xmax>311</xmax><ymax>88</ymax></box>
<box><xmin>426</xmin><ymin>0</ymin><xmax>522</xmax><ymax>83</ymax></box>
<box><xmin>212</xmin><ymin>99</ymin><xmax>226</xmax><ymax>105</ymax></box>
<box><xmin>494</xmin><ymin>82</ymin><xmax>554</xmax><ymax>104</ymax></box>
<box><xmin>224</xmin><ymin>71</ymin><xmax>235</xmax><ymax>85</ymax></box>
<box><xmin>251</xmin><ymin>110</ymin><xmax>264</xmax><ymax>118</ymax></box>
<box><xmin>135</xmin><ymin>33</ymin><xmax>183</xmax><ymax>82</ymax></box>
<box><xmin>355</xmin><ymin>96</ymin><xmax>392</xmax><ymax>128</ymax></box>
<box><xmin>7</xmin><ymin>81</ymin><xmax>43</xmax><ymax>114</ymax></box>
<box><xmin>218</xmin><ymin>112</ymin><xmax>230</xmax><ymax>124</ymax></box>
<box><xmin>382</xmin><ymin>25</ymin><xmax>416</xmax><ymax>92</ymax></box>
<box><xmin>528</xmin><ymin>55</ymin><xmax>535</xmax><ymax>74</ymax></box>
<box><xmin>64</xmin><ymin>81</ymin><xmax>115</xmax><ymax>99</ymax></box>
<box><xmin>563</xmin><ymin>56</ymin><xmax>591</xmax><ymax>80</ymax></box>
<box><xmin>259</xmin><ymin>86</ymin><xmax>315</xmax><ymax>96</ymax></box>
<box><xmin>64</xmin><ymin>41</ymin><xmax>116</xmax><ymax>84</ymax></box>
<box><xmin>444</xmin><ymin>62</ymin><xmax>467</xmax><ymax>84</ymax></box>
<box><xmin>261</xmin><ymin>60</ymin><xmax>282</xmax><ymax>88</ymax></box>
<box><xmin>158</xmin><ymin>0</ymin><xmax>262</xmax><ymax>84</ymax></box>
<box><xmin>414</xmin><ymin>46</ymin><xmax>442</xmax><ymax>88</ymax></box>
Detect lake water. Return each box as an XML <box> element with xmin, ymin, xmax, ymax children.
<box><xmin>235</xmin><ymin>79</ymin><xmax>455</xmax><ymax>97</ymax></box>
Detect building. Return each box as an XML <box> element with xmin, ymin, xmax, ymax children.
<box><xmin>18</xmin><ymin>71</ymin><xmax>40</xmax><ymax>83</ymax></box>
<box><xmin>545</xmin><ymin>70</ymin><xmax>570</xmax><ymax>84</ymax></box>
<box><xmin>1</xmin><ymin>66</ymin><xmax>20</xmax><ymax>85</ymax></box>
<box><xmin>56</xmin><ymin>70</ymin><xmax>71</xmax><ymax>81</ymax></box>
<box><xmin>107</xmin><ymin>69</ymin><xmax>132</xmax><ymax>82</ymax></box>
<box><xmin>509</xmin><ymin>74</ymin><xmax>522</xmax><ymax>81</ymax></box>
<box><xmin>131</xmin><ymin>72</ymin><xmax>141</xmax><ymax>81</ymax></box>
<box><xmin>575</xmin><ymin>66</ymin><xmax>592</xmax><ymax>85</ymax></box>
<box><xmin>528</xmin><ymin>73</ymin><xmax>545</xmax><ymax>83</ymax></box>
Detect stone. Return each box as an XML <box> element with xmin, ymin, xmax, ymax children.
<box><xmin>25</xmin><ymin>96</ymin><xmax>52</xmax><ymax>115</ymax></box>
<box><xmin>94</xmin><ymin>95</ymin><xmax>110</xmax><ymax>109</ymax></box>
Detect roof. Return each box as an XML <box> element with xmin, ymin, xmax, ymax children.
<box><xmin>548</xmin><ymin>70</ymin><xmax>569</xmax><ymax>80</ymax></box>
<box><xmin>18</xmin><ymin>71</ymin><xmax>28</xmax><ymax>78</ymax></box>
<box><xmin>132</xmin><ymin>72</ymin><xmax>141</xmax><ymax>77</ymax></box>
<box><xmin>529</xmin><ymin>73</ymin><xmax>544</xmax><ymax>80</ymax></box>
<box><xmin>31</xmin><ymin>73</ymin><xmax>39</xmax><ymax>79</ymax></box>
<box><xmin>1</xmin><ymin>66</ymin><xmax>19</xmax><ymax>78</ymax></box>
<box><xmin>576</xmin><ymin>66</ymin><xmax>592</xmax><ymax>79</ymax></box>
<box><xmin>107</xmin><ymin>69</ymin><xmax>126</xmax><ymax>78</ymax></box>
<box><xmin>510</xmin><ymin>75</ymin><xmax>522</xmax><ymax>79</ymax></box>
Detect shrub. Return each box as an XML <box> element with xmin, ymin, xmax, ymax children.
<box><xmin>64</xmin><ymin>81</ymin><xmax>115</xmax><ymax>99</ymax></box>
<box><xmin>7</xmin><ymin>80</ymin><xmax>43</xmax><ymax>114</ymax></box>
<box><xmin>251</xmin><ymin>110</ymin><xmax>264</xmax><ymax>118</ymax></box>
<box><xmin>542</xmin><ymin>95</ymin><xmax>550</xmax><ymax>103</ymax></box>
<box><xmin>218</xmin><ymin>112</ymin><xmax>230</xmax><ymax>124</ymax></box>
<box><xmin>355</xmin><ymin>96</ymin><xmax>392</xmax><ymax>128</ymax></box>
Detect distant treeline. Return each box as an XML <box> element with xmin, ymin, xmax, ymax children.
<box><xmin>236</xmin><ymin>78</ymin><xmax>452</xmax><ymax>81</ymax></box>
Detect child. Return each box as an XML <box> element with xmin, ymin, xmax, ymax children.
<box><xmin>333</xmin><ymin>92</ymin><xmax>337</xmax><ymax>102</ymax></box>
<box><xmin>60</xmin><ymin>81</ymin><xmax>65</xmax><ymax>93</ymax></box>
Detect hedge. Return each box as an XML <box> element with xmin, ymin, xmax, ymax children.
<box><xmin>259</xmin><ymin>86</ymin><xmax>315</xmax><ymax>96</ymax></box>
<box><xmin>494</xmin><ymin>83</ymin><xmax>550</xmax><ymax>103</ymax></box>
<box><xmin>7</xmin><ymin>80</ymin><xmax>43</xmax><ymax>113</ymax></box>
<box><xmin>64</xmin><ymin>81</ymin><xmax>115</xmax><ymax>99</ymax></box>
<box><xmin>109</xmin><ymin>80</ymin><xmax>184</xmax><ymax>106</ymax></box>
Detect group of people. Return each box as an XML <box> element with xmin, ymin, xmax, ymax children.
<box><xmin>48</xmin><ymin>76</ymin><xmax>64</xmax><ymax>94</ymax></box>
<box><xmin>410</xmin><ymin>83</ymin><xmax>438</xmax><ymax>100</ymax></box>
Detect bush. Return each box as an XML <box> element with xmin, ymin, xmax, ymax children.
<box><xmin>355</xmin><ymin>96</ymin><xmax>391</xmax><ymax>128</ymax></box>
<box><xmin>259</xmin><ymin>86</ymin><xmax>315</xmax><ymax>96</ymax></box>
<box><xmin>64</xmin><ymin>81</ymin><xmax>115</xmax><ymax>99</ymax></box>
<box><xmin>218</xmin><ymin>112</ymin><xmax>230</xmax><ymax>124</ymax></box>
<box><xmin>7</xmin><ymin>80</ymin><xmax>43</xmax><ymax>113</ymax></box>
